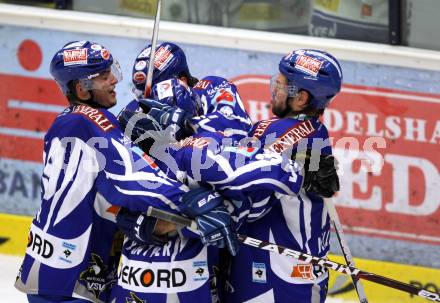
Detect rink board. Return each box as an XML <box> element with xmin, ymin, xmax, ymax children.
<box><xmin>1</xmin><ymin>213</ymin><xmax>439</xmax><ymax>303</ymax></box>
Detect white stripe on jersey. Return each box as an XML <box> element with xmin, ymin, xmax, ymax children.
<box><xmin>43</xmin><ymin>138</ymin><xmax>97</xmax><ymax>231</ymax></box>
<box><xmin>114</xmin><ymin>185</ymin><xmax>178</xmax><ymax>209</ymax></box>
<box><xmin>106</xmin><ymin>138</ymin><xmax>173</xmax><ymax>185</ymax></box>
<box><xmin>220</xmin><ymin>178</ymin><xmax>296</xmax><ymax>196</ymax></box>
<box><xmin>277</xmin><ymin>192</ymin><xmax>304</xmax><ymax>250</ymax></box>
<box><xmin>299</xmin><ymin>191</ymin><xmax>313</xmax><ymax>254</ymax></box>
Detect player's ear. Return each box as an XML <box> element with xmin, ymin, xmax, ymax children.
<box><xmin>295</xmin><ymin>90</ymin><xmax>309</xmax><ymax>110</ymax></box>
<box><xmin>75</xmin><ymin>81</ymin><xmax>91</xmax><ymax>101</ymax></box>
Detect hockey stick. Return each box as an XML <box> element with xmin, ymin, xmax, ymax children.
<box><xmin>146</xmin><ymin>206</ymin><xmax>440</xmax><ymax>302</ymax></box>
<box><xmin>144</xmin><ymin>0</ymin><xmax>162</xmax><ymax>97</ymax></box>
<box><xmin>325</xmin><ymin>198</ymin><xmax>368</xmax><ymax>303</ymax></box>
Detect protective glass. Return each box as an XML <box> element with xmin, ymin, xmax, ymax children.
<box><xmin>270</xmin><ymin>74</ymin><xmax>298</xmax><ymax>98</ymax></box>
<box><xmin>79</xmin><ymin>60</ymin><xmax>123</xmax><ymax>91</ymax></box>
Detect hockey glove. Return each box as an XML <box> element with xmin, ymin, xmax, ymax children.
<box><xmin>303</xmin><ymin>155</ymin><xmax>340</xmax><ymax>198</ymax></box>
<box><xmin>116</xmin><ymin>207</ymin><xmax>167</xmax><ymax>245</ymax></box>
<box><xmin>139</xmin><ymin>98</ymin><xmax>195</xmax><ymax>141</ymax></box>
<box><xmin>179</xmin><ymin>187</ymin><xmax>223</xmax><ymax>218</ymax></box>
<box><xmin>195</xmin><ymin>205</ymin><xmax>239</xmax><ymax>256</ymax></box>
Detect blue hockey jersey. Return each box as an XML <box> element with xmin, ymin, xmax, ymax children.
<box><xmin>225</xmin><ymin>116</ymin><xmax>333</xmax><ymax>303</ymax></box>
<box><xmin>14</xmin><ymin>104</ymin><xmax>190</xmax><ymax>303</ymax></box>
<box><xmin>111</xmin><ymin>77</ymin><xmax>308</xmax><ymax>303</ymax></box>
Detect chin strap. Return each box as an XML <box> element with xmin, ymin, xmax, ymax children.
<box><xmin>71</xmin><ymin>90</ymin><xmax>111</xmax><ymax>109</ymax></box>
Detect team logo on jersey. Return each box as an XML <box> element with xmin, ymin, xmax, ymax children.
<box><xmin>252</xmin><ymin>262</ymin><xmax>267</xmax><ymax>283</ymax></box>
<box><xmin>213</xmin><ymin>88</ymin><xmax>236</xmax><ymax>107</ymax></box>
<box><xmin>125</xmin><ymin>292</ymin><xmax>145</xmax><ymax>303</ymax></box>
<box><xmin>79</xmin><ymin>253</ymin><xmax>110</xmax><ymax>298</ymax></box>
<box><xmin>193</xmin><ymin>261</ymin><xmax>209</xmax><ymax>282</ymax></box>
<box><xmin>63</xmin><ymin>49</ymin><xmax>88</xmax><ymax>66</ymax></box>
<box><xmin>295</xmin><ymin>54</ymin><xmax>323</xmax><ymax>77</ymax></box>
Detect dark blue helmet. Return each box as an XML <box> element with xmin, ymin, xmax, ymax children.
<box><xmin>132</xmin><ymin>42</ymin><xmax>194</xmax><ymax>97</ymax></box>
<box><xmin>279</xmin><ymin>49</ymin><xmax>343</xmax><ymax>109</ymax></box>
<box><xmin>50</xmin><ymin>40</ymin><xmax>119</xmax><ymax>94</ymax></box>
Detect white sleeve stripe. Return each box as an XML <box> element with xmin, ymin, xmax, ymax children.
<box><xmin>219</xmin><ymin>179</ymin><xmax>295</xmax><ymax>196</ymax></box>
<box><xmin>206</xmin><ymin>150</ymin><xmax>234</xmax><ymax>176</ymax></box>
<box><xmin>105</xmin><ymin>171</ymin><xmax>173</xmax><ymax>186</ymax></box>
<box><xmin>251</xmin><ymin>196</ymin><xmax>271</xmax><ymax>208</ymax></box>
<box><xmin>208</xmin><ymin>158</ymin><xmax>283</xmax><ymax>185</ymax></box>
<box><xmin>114</xmin><ymin>185</ymin><xmax>178</xmax><ymax>209</ymax></box>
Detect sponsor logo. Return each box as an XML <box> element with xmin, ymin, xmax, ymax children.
<box><xmin>63</xmin><ymin>40</ymin><xmax>87</xmax><ymax>48</ymax></box>
<box><xmin>63</xmin><ymin>49</ymin><xmax>88</xmax><ymax>66</ymax></box>
<box><xmin>252</xmin><ymin>118</ymin><xmax>279</xmax><ymax>139</ymax></box>
<box><xmin>252</xmin><ymin>262</ymin><xmax>267</xmax><ymax>283</ymax></box>
<box><xmin>90</xmin><ymin>44</ymin><xmax>102</xmax><ymax>51</ymax></box>
<box><xmin>135</xmin><ymin>60</ymin><xmax>147</xmax><ymax>71</ymax></box>
<box><xmin>72</xmin><ymin>105</ymin><xmax>114</xmax><ymax>131</ymax></box>
<box><xmin>138</xmin><ymin>47</ymin><xmax>151</xmax><ymax>59</ymax></box>
<box><xmin>119</xmin><ymin>264</ymin><xmax>187</xmax><ymax>288</ymax></box>
<box><xmin>100</xmin><ymin>49</ymin><xmax>110</xmax><ymax>60</ymax></box>
<box><xmin>79</xmin><ymin>253</ymin><xmax>109</xmax><ymax>298</ymax></box>
<box><xmin>133</xmin><ymin>71</ymin><xmax>146</xmax><ymax>84</ymax></box>
<box><xmin>192</xmin><ymin>261</ymin><xmax>209</xmax><ymax>282</ymax></box>
<box><xmin>27</xmin><ymin>230</ymin><xmax>54</xmax><ymax>259</ymax></box>
<box><xmin>291</xmin><ymin>264</ymin><xmax>325</xmax><ymax>280</ymax></box>
<box><xmin>268</xmin><ymin>120</ymin><xmax>316</xmax><ymax>153</ymax></box>
<box><xmin>177</xmin><ymin>136</ymin><xmax>211</xmax><ymax>149</ymax></box>
<box><xmin>156</xmin><ymin>80</ymin><xmax>173</xmax><ymax>100</ymax></box>
<box><xmin>295</xmin><ymin>54</ymin><xmax>323</xmax><ymax>77</ymax></box>
<box><xmin>153</xmin><ymin>46</ymin><xmax>173</xmax><ymax>71</ymax></box>
<box><xmin>194</xmin><ymin>79</ymin><xmax>211</xmax><ymax>90</ymax></box>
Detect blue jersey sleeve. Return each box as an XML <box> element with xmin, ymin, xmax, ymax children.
<box><xmin>150</xmin><ymin>132</ymin><xmax>304</xmax><ymax>198</ymax></box>
<box><xmin>66</xmin><ymin>105</ymin><xmax>189</xmax><ymax>213</ymax></box>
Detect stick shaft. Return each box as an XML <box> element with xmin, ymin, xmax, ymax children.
<box><xmin>144</xmin><ymin>0</ymin><xmax>162</xmax><ymax>97</ymax></box>
<box><xmin>147</xmin><ymin>206</ymin><xmax>440</xmax><ymax>302</ymax></box>
<box><xmin>326</xmin><ymin>198</ymin><xmax>368</xmax><ymax>303</ymax></box>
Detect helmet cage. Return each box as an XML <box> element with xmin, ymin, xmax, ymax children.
<box><xmin>78</xmin><ymin>60</ymin><xmax>123</xmax><ymax>91</ymax></box>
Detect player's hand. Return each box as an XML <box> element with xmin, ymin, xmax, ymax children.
<box><xmin>139</xmin><ymin>98</ymin><xmax>195</xmax><ymax>141</ymax></box>
<box><xmin>303</xmin><ymin>155</ymin><xmax>340</xmax><ymax>198</ymax></box>
<box><xmin>195</xmin><ymin>205</ymin><xmax>239</xmax><ymax>256</ymax></box>
<box><xmin>179</xmin><ymin>187</ymin><xmax>223</xmax><ymax>218</ymax></box>
<box><xmin>115</xmin><ymin>207</ymin><xmax>168</xmax><ymax>245</ymax></box>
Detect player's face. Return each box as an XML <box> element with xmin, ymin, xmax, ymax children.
<box><xmin>90</xmin><ymin>70</ymin><xmax>118</xmax><ymax>108</ymax></box>
<box><xmin>270</xmin><ymin>73</ymin><xmax>289</xmax><ymax>116</ymax></box>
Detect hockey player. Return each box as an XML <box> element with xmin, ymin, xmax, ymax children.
<box><xmin>224</xmin><ymin>49</ymin><xmax>343</xmax><ymax>303</ymax></box>
<box><xmin>110</xmin><ymin>44</ymin><xmax>338</xmax><ymax>303</ymax></box>
<box><xmin>14</xmin><ymin>40</ymin><xmax>233</xmax><ymax>303</ymax></box>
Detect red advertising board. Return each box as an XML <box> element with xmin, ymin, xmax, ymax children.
<box><xmin>232</xmin><ymin>74</ymin><xmax>440</xmax><ymax>245</ymax></box>
<box><xmin>0</xmin><ymin>40</ymin><xmax>438</xmax><ymax>246</ymax></box>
